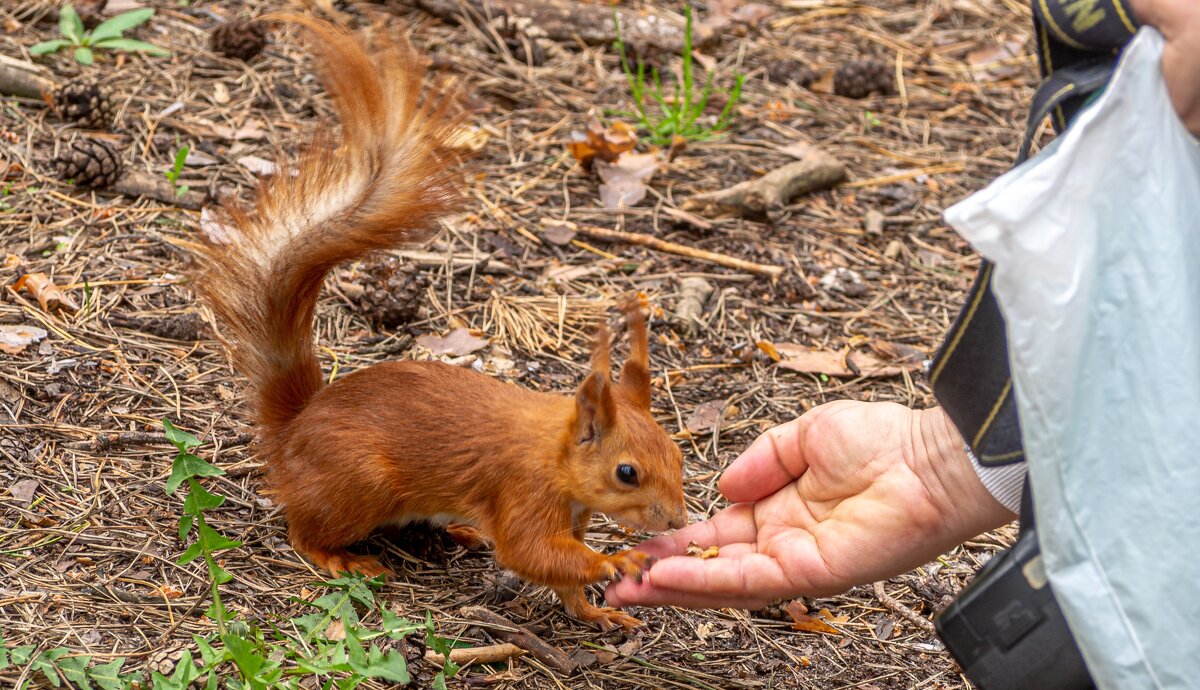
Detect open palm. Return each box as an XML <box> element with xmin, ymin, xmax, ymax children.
<box><xmin>606</xmin><ymin>401</ymin><xmax>1013</xmax><ymax>610</ymax></box>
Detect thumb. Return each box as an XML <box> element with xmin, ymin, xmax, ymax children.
<box><xmin>719</xmin><ymin>419</ymin><xmax>807</xmax><ymax>503</ymax></box>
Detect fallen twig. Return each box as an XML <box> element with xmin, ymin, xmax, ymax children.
<box><xmin>0</xmin><ymin>54</ymin><xmax>55</xmax><ymax>100</ymax></box>
<box><xmin>67</xmin><ymin>431</ymin><xmax>252</xmax><ymax>452</ymax></box>
<box><xmin>112</xmin><ymin>170</ymin><xmax>208</xmax><ymax>210</ymax></box>
<box><xmin>683</xmin><ymin>147</ymin><xmax>846</xmax><ymax>219</ymax></box>
<box><xmin>416</xmin><ymin>0</ymin><xmax>706</xmax><ymax>53</ymax></box>
<box><xmin>575</xmin><ymin>225</ymin><xmax>785</xmax><ymax>279</ymax></box>
<box><xmin>460</xmin><ymin>606</ymin><xmax>577</xmax><ymax>675</ymax></box>
<box><xmin>424</xmin><ymin>642</ymin><xmax>526</xmax><ymax>667</ymax></box>
<box><xmin>872</xmin><ymin>581</ymin><xmax>936</xmax><ymax>635</ymax></box>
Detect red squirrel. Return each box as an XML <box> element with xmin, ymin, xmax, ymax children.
<box><xmin>189</xmin><ymin>16</ymin><xmax>687</xmax><ymax>630</ymax></box>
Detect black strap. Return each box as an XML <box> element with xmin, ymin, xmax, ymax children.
<box><xmin>929</xmin><ymin>1</ymin><xmax>1139</xmax><ymax>468</ymax></box>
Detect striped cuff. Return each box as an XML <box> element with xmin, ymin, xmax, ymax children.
<box><xmin>966</xmin><ymin>444</ymin><xmax>1026</xmax><ymax>514</ymax></box>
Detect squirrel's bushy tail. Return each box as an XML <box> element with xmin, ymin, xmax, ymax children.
<box><xmin>194</xmin><ymin>15</ymin><xmax>464</xmax><ymax>439</ymax></box>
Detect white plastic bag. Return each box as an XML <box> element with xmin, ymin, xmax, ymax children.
<box><xmin>944</xmin><ymin>28</ymin><xmax>1200</xmax><ymax>690</ymax></box>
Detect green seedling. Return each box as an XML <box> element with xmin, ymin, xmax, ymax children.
<box><xmin>165</xmin><ymin>146</ymin><xmax>190</xmax><ymax>197</ymax></box>
<box><xmin>30</xmin><ymin>4</ymin><xmax>170</xmax><ymax>65</ymax></box>
<box><xmin>2</xmin><ymin>424</ymin><xmax>447</xmax><ymax>688</ymax></box>
<box><xmin>612</xmin><ymin>5</ymin><xmax>745</xmax><ymax>146</ymax></box>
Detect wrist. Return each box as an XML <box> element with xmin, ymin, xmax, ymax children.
<box><xmin>911</xmin><ymin>407</ymin><xmax>1016</xmax><ymax>542</ymax></box>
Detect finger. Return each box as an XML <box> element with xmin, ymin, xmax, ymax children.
<box><xmin>645</xmin><ymin>552</ymin><xmax>797</xmax><ymax>599</ymax></box>
<box><xmin>632</xmin><ymin>503</ymin><xmax>760</xmax><ymax>558</ymax></box>
<box><xmin>605</xmin><ymin>577</ymin><xmax>771</xmax><ymax>610</ymax></box>
<box><xmin>719</xmin><ymin>420</ymin><xmax>807</xmax><ymax>502</ymax></box>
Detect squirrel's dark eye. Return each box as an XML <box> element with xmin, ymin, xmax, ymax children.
<box><xmin>616</xmin><ymin>464</ymin><xmax>639</xmax><ymax>487</ymax></box>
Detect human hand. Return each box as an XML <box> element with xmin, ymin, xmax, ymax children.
<box><xmin>606</xmin><ymin>401</ymin><xmax>1015</xmax><ymax>609</ymax></box>
<box><xmin>1129</xmin><ymin>0</ymin><xmax>1200</xmax><ymax>135</ymax></box>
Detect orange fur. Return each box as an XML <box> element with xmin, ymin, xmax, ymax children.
<box><xmin>190</xmin><ymin>16</ymin><xmax>686</xmax><ymax>630</ymax></box>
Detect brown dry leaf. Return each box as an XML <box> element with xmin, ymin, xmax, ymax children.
<box><xmin>774</xmin><ymin>343</ymin><xmax>919</xmax><ymax>378</ymax></box>
<box><xmin>787</xmin><ymin>601</ymin><xmax>843</xmax><ymax>636</ymax></box>
<box><xmin>12</xmin><ymin>273</ymin><xmax>78</xmax><ymax>312</ymax></box>
<box><xmin>685</xmin><ymin>400</ymin><xmax>725</xmax><ymax>434</ymax></box>
<box><xmin>809</xmin><ymin>69</ymin><xmax>836</xmax><ymax>95</ymax></box>
<box><xmin>967</xmin><ymin>36</ymin><xmax>1026</xmax><ymax>82</ymax></box>
<box><xmin>592</xmin><ymin>646</ymin><xmax>618</xmax><ymax>664</ymax></box>
<box><xmin>154</xmin><ymin>585</ymin><xmax>184</xmax><ymax>599</ymax></box>
<box><xmin>596</xmin><ymin>151</ymin><xmax>661</xmax><ymax>209</ymax></box>
<box><xmin>756</xmin><ymin>340</ymin><xmax>782</xmax><ymax>362</ymax></box>
<box><xmin>0</xmin><ymin>324</ymin><xmax>48</xmax><ymax>354</ymax></box>
<box><xmin>2</xmin><ymin>254</ymin><xmax>20</xmax><ymax>269</ymax></box>
<box><xmin>417</xmin><ymin>328</ymin><xmax>490</xmax><ymax>356</ymax></box>
<box><xmin>325</xmin><ymin>619</ymin><xmax>346</xmax><ymax>641</ymax></box>
<box><xmin>541</xmin><ymin>219</ymin><xmax>578</xmax><ymax>246</ymax></box>
<box><xmin>9</xmin><ymin>479</ymin><xmax>39</xmax><ymax>507</ymax></box>
<box><xmin>868</xmin><ymin>339</ymin><xmax>926</xmax><ymax>366</ymax></box>
<box><xmin>616</xmin><ymin>638</ymin><xmax>641</xmax><ymax>656</ymax></box>
<box><xmin>568</xmin><ymin>119</ymin><xmax>638</xmax><ymax>167</ymax></box>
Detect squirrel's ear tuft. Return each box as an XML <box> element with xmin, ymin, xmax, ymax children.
<box><xmin>575</xmin><ymin>322</ymin><xmax>615</xmax><ymax>444</ymax></box>
<box><xmin>618</xmin><ymin>299</ymin><xmax>651</xmax><ymax>410</ymax></box>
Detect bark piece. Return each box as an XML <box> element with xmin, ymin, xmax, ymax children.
<box><xmin>683</xmin><ymin>148</ymin><xmax>846</xmax><ymax>218</ymax></box>
<box><xmin>575</xmin><ymin>225</ymin><xmax>784</xmax><ymax>278</ymax></box>
<box><xmin>0</xmin><ymin>54</ymin><xmax>55</xmax><ymax>100</ymax></box>
<box><xmin>112</xmin><ymin>170</ymin><xmax>207</xmax><ymax>210</ymax></box>
<box><xmin>460</xmin><ymin>606</ymin><xmax>577</xmax><ymax>675</ymax></box>
<box><xmin>416</xmin><ymin>0</ymin><xmax>708</xmax><ymax>53</ymax></box>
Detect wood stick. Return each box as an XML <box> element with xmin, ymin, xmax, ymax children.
<box><xmin>111</xmin><ymin>170</ymin><xmax>207</xmax><ymax>210</ymax></box>
<box><xmin>424</xmin><ymin>643</ymin><xmax>526</xmax><ymax>667</ymax></box>
<box><xmin>683</xmin><ymin>147</ymin><xmax>846</xmax><ymax>219</ymax></box>
<box><xmin>574</xmin><ymin>225</ymin><xmax>785</xmax><ymax>279</ymax></box>
<box><xmin>416</xmin><ymin>0</ymin><xmax>707</xmax><ymax>53</ymax></box>
<box><xmin>0</xmin><ymin>54</ymin><xmax>55</xmax><ymax>100</ymax></box>
<box><xmin>459</xmin><ymin>606</ymin><xmax>577</xmax><ymax>675</ymax></box>
<box><xmin>872</xmin><ymin>581</ymin><xmax>936</xmax><ymax>634</ymax></box>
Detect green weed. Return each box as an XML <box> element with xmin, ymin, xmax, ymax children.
<box><xmin>1</xmin><ymin>422</ymin><xmax>463</xmax><ymax>689</ymax></box>
<box><xmin>164</xmin><ymin>146</ymin><xmax>189</xmax><ymax>197</ymax></box>
<box><xmin>30</xmin><ymin>4</ymin><xmax>170</xmax><ymax>65</ymax></box>
<box><xmin>612</xmin><ymin>6</ymin><xmax>745</xmax><ymax>146</ymax></box>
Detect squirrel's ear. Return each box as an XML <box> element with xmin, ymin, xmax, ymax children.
<box><xmin>575</xmin><ymin>370</ymin><xmax>615</xmax><ymax>444</ymax></box>
<box><xmin>575</xmin><ymin>323</ymin><xmax>615</xmax><ymax>444</ymax></box>
<box><xmin>618</xmin><ymin>299</ymin><xmax>652</xmax><ymax>410</ymax></box>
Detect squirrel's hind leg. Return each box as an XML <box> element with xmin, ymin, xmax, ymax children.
<box><xmin>302</xmin><ymin>545</ymin><xmax>392</xmax><ymax>579</ymax></box>
<box><xmin>445</xmin><ymin>523</ymin><xmax>491</xmax><ymax>550</ymax></box>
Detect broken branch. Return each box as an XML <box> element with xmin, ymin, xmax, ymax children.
<box><xmin>111</xmin><ymin>170</ymin><xmax>208</xmax><ymax>210</ymax></box>
<box><xmin>0</xmin><ymin>54</ymin><xmax>55</xmax><ymax>100</ymax></box>
<box><xmin>424</xmin><ymin>643</ymin><xmax>526</xmax><ymax>667</ymax></box>
<box><xmin>683</xmin><ymin>147</ymin><xmax>846</xmax><ymax>218</ymax></box>
<box><xmin>574</xmin><ymin>225</ymin><xmax>785</xmax><ymax>279</ymax></box>
<box><xmin>460</xmin><ymin>606</ymin><xmax>577</xmax><ymax>675</ymax></box>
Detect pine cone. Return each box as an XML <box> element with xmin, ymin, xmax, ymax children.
<box><xmin>356</xmin><ymin>255</ymin><xmax>429</xmax><ymax>329</ymax></box>
<box><xmin>766</xmin><ymin>59</ymin><xmax>817</xmax><ymax>88</ymax></box>
<box><xmin>210</xmin><ymin>19</ymin><xmax>268</xmax><ymax>62</ymax></box>
<box><xmin>55</xmin><ymin>138</ymin><xmax>123</xmax><ymax>189</ymax></box>
<box><xmin>53</xmin><ymin>80</ymin><xmax>115</xmax><ymax>130</ymax></box>
<box><xmin>834</xmin><ymin>58</ymin><xmax>894</xmax><ymax>99</ymax></box>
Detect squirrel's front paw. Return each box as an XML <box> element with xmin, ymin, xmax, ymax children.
<box><xmin>603</xmin><ymin>550</ymin><xmax>657</xmax><ymax>584</ymax></box>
